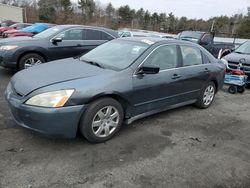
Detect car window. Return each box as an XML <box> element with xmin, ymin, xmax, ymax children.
<box><xmin>123</xmin><ymin>32</ymin><xmax>132</xmax><ymax>37</ymax></box>
<box><xmin>180</xmin><ymin>46</ymin><xmax>203</xmax><ymax>66</ymax></box>
<box><xmin>101</xmin><ymin>32</ymin><xmax>114</xmax><ymax>40</ymax></box>
<box><xmin>84</xmin><ymin>29</ymin><xmax>102</xmax><ymax>40</ymax></box>
<box><xmin>57</xmin><ymin>29</ymin><xmax>83</xmax><ymax>40</ymax></box>
<box><xmin>201</xmin><ymin>34</ymin><xmax>212</xmax><ymax>44</ymax></box>
<box><xmin>16</xmin><ymin>25</ymin><xmax>23</xmax><ymax>29</ymax></box>
<box><xmin>144</xmin><ymin>45</ymin><xmax>178</xmax><ymax>70</ymax></box>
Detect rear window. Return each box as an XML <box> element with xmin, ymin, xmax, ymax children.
<box><xmin>101</xmin><ymin>32</ymin><xmax>114</xmax><ymax>40</ymax></box>
<box><xmin>180</xmin><ymin>46</ymin><xmax>203</xmax><ymax>66</ymax></box>
<box><xmin>85</xmin><ymin>29</ymin><xmax>102</xmax><ymax>40</ymax></box>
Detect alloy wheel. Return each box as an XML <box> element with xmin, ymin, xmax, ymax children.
<box><xmin>92</xmin><ymin>106</ymin><xmax>120</xmax><ymax>138</ymax></box>
<box><xmin>203</xmin><ymin>85</ymin><xmax>215</xmax><ymax>106</ymax></box>
<box><xmin>24</xmin><ymin>58</ymin><xmax>42</xmax><ymax>69</ymax></box>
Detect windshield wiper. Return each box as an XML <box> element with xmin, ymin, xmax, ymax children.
<box><xmin>181</xmin><ymin>36</ymin><xmax>197</xmax><ymax>39</ymax></box>
<box><xmin>80</xmin><ymin>59</ymin><xmax>105</xmax><ymax>69</ymax></box>
<box><xmin>235</xmin><ymin>51</ymin><xmax>243</xmax><ymax>54</ymax></box>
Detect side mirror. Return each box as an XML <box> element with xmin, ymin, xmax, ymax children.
<box><xmin>52</xmin><ymin>37</ymin><xmax>62</xmax><ymax>44</ymax></box>
<box><xmin>137</xmin><ymin>66</ymin><xmax>160</xmax><ymax>75</ymax></box>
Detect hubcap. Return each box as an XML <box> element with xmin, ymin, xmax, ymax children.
<box><xmin>24</xmin><ymin>58</ymin><xmax>42</xmax><ymax>69</ymax></box>
<box><xmin>203</xmin><ymin>85</ymin><xmax>215</xmax><ymax>106</ymax></box>
<box><xmin>92</xmin><ymin>106</ymin><xmax>120</xmax><ymax>138</ymax></box>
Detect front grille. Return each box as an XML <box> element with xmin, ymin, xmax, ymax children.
<box><xmin>228</xmin><ymin>61</ymin><xmax>250</xmax><ymax>73</ymax></box>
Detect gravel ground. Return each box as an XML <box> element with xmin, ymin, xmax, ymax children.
<box><xmin>1</xmin><ymin>67</ymin><xmax>250</xmax><ymax>188</ymax></box>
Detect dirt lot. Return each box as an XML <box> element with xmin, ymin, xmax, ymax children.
<box><xmin>1</xmin><ymin>67</ymin><xmax>250</xmax><ymax>188</ymax></box>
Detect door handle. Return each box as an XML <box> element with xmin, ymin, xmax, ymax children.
<box><xmin>171</xmin><ymin>74</ymin><xmax>182</xmax><ymax>79</ymax></box>
<box><xmin>76</xmin><ymin>44</ymin><xmax>83</xmax><ymax>47</ymax></box>
<box><xmin>204</xmin><ymin>68</ymin><xmax>211</xmax><ymax>73</ymax></box>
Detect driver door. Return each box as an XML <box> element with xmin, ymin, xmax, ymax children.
<box><xmin>48</xmin><ymin>28</ymin><xmax>86</xmax><ymax>60</ymax></box>
<box><xmin>131</xmin><ymin>45</ymin><xmax>183</xmax><ymax>116</ymax></box>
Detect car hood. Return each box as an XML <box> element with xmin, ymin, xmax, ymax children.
<box><xmin>224</xmin><ymin>52</ymin><xmax>250</xmax><ymax>64</ymax></box>
<box><xmin>0</xmin><ymin>36</ymin><xmax>38</xmax><ymax>45</ymax></box>
<box><xmin>0</xmin><ymin>26</ymin><xmax>11</xmax><ymax>31</ymax></box>
<box><xmin>4</xmin><ymin>29</ymin><xmax>17</xmax><ymax>34</ymax></box>
<box><xmin>11</xmin><ymin>58</ymin><xmax>114</xmax><ymax>96</ymax></box>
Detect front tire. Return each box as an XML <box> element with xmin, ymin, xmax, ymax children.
<box><xmin>195</xmin><ymin>82</ymin><xmax>216</xmax><ymax>109</ymax></box>
<box><xmin>80</xmin><ymin>98</ymin><xmax>124</xmax><ymax>143</ymax></box>
<box><xmin>19</xmin><ymin>53</ymin><xmax>45</xmax><ymax>70</ymax></box>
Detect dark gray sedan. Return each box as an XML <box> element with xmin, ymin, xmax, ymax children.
<box><xmin>0</xmin><ymin>25</ymin><xmax>118</xmax><ymax>70</ymax></box>
<box><xmin>5</xmin><ymin>38</ymin><xmax>225</xmax><ymax>143</ymax></box>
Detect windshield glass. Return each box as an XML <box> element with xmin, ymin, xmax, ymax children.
<box><xmin>235</xmin><ymin>41</ymin><xmax>250</xmax><ymax>54</ymax></box>
<box><xmin>179</xmin><ymin>31</ymin><xmax>202</xmax><ymax>41</ymax></box>
<box><xmin>1</xmin><ymin>22</ymin><xmax>8</xmax><ymax>27</ymax></box>
<box><xmin>34</xmin><ymin>26</ymin><xmax>61</xmax><ymax>38</ymax></box>
<box><xmin>80</xmin><ymin>40</ymin><xmax>149</xmax><ymax>70</ymax></box>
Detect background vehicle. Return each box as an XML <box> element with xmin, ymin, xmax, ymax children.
<box><xmin>178</xmin><ymin>31</ymin><xmax>235</xmax><ymax>58</ymax></box>
<box><xmin>0</xmin><ymin>25</ymin><xmax>118</xmax><ymax>70</ymax></box>
<box><xmin>2</xmin><ymin>23</ymin><xmax>32</xmax><ymax>38</ymax></box>
<box><xmin>0</xmin><ymin>20</ymin><xmax>17</xmax><ymax>36</ymax></box>
<box><xmin>5</xmin><ymin>38</ymin><xmax>225</xmax><ymax>143</ymax></box>
<box><xmin>8</xmin><ymin>23</ymin><xmax>52</xmax><ymax>38</ymax></box>
<box><xmin>118</xmin><ymin>29</ymin><xmax>174</xmax><ymax>38</ymax></box>
<box><xmin>221</xmin><ymin>41</ymin><xmax>250</xmax><ymax>84</ymax></box>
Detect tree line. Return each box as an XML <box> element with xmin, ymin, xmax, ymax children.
<box><xmin>1</xmin><ymin>0</ymin><xmax>250</xmax><ymax>38</ymax></box>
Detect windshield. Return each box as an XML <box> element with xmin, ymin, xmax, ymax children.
<box><xmin>1</xmin><ymin>22</ymin><xmax>9</xmax><ymax>27</ymax></box>
<box><xmin>235</xmin><ymin>41</ymin><xmax>250</xmax><ymax>54</ymax></box>
<box><xmin>179</xmin><ymin>31</ymin><xmax>202</xmax><ymax>41</ymax></box>
<box><xmin>80</xmin><ymin>40</ymin><xmax>149</xmax><ymax>70</ymax></box>
<box><xmin>34</xmin><ymin>26</ymin><xmax>61</xmax><ymax>38</ymax></box>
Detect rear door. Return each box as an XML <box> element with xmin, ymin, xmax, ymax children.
<box><xmin>48</xmin><ymin>28</ymin><xmax>86</xmax><ymax>60</ymax></box>
<box><xmin>80</xmin><ymin>29</ymin><xmax>115</xmax><ymax>55</ymax></box>
<box><xmin>177</xmin><ymin>45</ymin><xmax>212</xmax><ymax>102</ymax></box>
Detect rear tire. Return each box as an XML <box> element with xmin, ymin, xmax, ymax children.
<box><xmin>195</xmin><ymin>82</ymin><xmax>216</xmax><ymax>109</ymax></box>
<box><xmin>18</xmin><ymin>53</ymin><xmax>45</xmax><ymax>70</ymax></box>
<box><xmin>228</xmin><ymin>86</ymin><xmax>237</xmax><ymax>94</ymax></box>
<box><xmin>79</xmin><ymin>98</ymin><xmax>124</xmax><ymax>143</ymax></box>
<box><xmin>237</xmin><ymin>86</ymin><xmax>245</xmax><ymax>94</ymax></box>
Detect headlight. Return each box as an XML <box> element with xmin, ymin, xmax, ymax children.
<box><xmin>0</xmin><ymin>45</ymin><xmax>18</xmax><ymax>51</ymax></box>
<box><xmin>25</xmin><ymin>89</ymin><xmax>74</xmax><ymax>108</ymax></box>
<box><xmin>221</xmin><ymin>58</ymin><xmax>229</xmax><ymax>68</ymax></box>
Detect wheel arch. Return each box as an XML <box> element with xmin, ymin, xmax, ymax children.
<box><xmin>210</xmin><ymin>79</ymin><xmax>218</xmax><ymax>93</ymax></box>
<box><xmin>86</xmin><ymin>92</ymin><xmax>132</xmax><ymax>118</ymax></box>
<box><xmin>17</xmin><ymin>51</ymin><xmax>48</xmax><ymax>69</ymax></box>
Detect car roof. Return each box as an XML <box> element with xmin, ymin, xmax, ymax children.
<box><xmin>117</xmin><ymin>37</ymin><xmax>201</xmax><ymax>47</ymax></box>
<box><xmin>54</xmin><ymin>25</ymin><xmax>119</xmax><ymax>38</ymax></box>
<box><xmin>180</xmin><ymin>30</ymin><xmax>207</xmax><ymax>34</ymax></box>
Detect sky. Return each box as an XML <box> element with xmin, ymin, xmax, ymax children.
<box><xmin>93</xmin><ymin>0</ymin><xmax>250</xmax><ymax>20</ymax></box>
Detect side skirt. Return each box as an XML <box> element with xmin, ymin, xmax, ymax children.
<box><xmin>124</xmin><ymin>99</ymin><xmax>197</xmax><ymax>125</ymax></box>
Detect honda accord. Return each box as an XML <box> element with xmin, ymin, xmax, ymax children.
<box><xmin>5</xmin><ymin>38</ymin><xmax>225</xmax><ymax>143</ymax></box>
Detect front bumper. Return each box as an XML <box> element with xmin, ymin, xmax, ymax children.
<box><xmin>5</xmin><ymin>86</ymin><xmax>86</xmax><ymax>138</ymax></box>
<box><xmin>0</xmin><ymin>51</ymin><xmax>17</xmax><ymax>69</ymax></box>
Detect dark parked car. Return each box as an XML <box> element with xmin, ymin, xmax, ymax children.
<box><xmin>178</xmin><ymin>31</ymin><xmax>235</xmax><ymax>58</ymax></box>
<box><xmin>5</xmin><ymin>38</ymin><xmax>225</xmax><ymax>143</ymax></box>
<box><xmin>221</xmin><ymin>41</ymin><xmax>250</xmax><ymax>83</ymax></box>
<box><xmin>0</xmin><ymin>25</ymin><xmax>118</xmax><ymax>70</ymax></box>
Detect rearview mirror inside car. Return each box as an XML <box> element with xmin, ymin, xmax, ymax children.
<box><xmin>52</xmin><ymin>37</ymin><xmax>62</xmax><ymax>44</ymax></box>
<box><xmin>137</xmin><ymin>66</ymin><xmax>160</xmax><ymax>75</ymax></box>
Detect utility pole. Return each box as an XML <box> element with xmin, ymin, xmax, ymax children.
<box><xmin>211</xmin><ymin>20</ymin><xmax>215</xmax><ymax>32</ymax></box>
